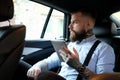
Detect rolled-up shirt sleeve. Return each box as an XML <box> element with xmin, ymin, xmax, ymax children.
<box><xmin>45</xmin><ymin>52</ymin><xmax>61</xmax><ymax>70</ymax></box>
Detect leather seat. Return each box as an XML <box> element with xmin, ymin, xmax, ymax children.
<box><xmin>88</xmin><ymin>73</ymin><xmax>120</xmax><ymax>80</ymax></box>
<box><xmin>0</xmin><ymin>0</ymin><xmax>26</xmax><ymax>80</ymax></box>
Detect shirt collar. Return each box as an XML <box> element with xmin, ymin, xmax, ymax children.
<box><xmin>75</xmin><ymin>35</ymin><xmax>96</xmax><ymax>44</ymax></box>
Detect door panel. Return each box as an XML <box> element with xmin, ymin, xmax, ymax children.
<box><xmin>22</xmin><ymin>40</ymin><xmax>55</xmax><ymax>65</ymax></box>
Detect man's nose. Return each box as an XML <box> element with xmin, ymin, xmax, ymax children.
<box><xmin>69</xmin><ymin>23</ymin><xmax>73</xmax><ymax>29</ymax></box>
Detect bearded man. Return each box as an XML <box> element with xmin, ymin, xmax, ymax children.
<box><xmin>27</xmin><ymin>10</ymin><xmax>115</xmax><ymax>80</ymax></box>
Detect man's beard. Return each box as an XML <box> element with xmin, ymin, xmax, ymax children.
<box><xmin>69</xmin><ymin>29</ymin><xmax>93</xmax><ymax>42</ymax></box>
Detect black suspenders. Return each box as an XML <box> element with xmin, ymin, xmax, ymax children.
<box><xmin>77</xmin><ymin>40</ymin><xmax>101</xmax><ymax>80</ymax></box>
<box><xmin>83</xmin><ymin>40</ymin><xmax>101</xmax><ymax>66</ymax></box>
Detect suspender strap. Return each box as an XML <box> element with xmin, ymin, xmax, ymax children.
<box><xmin>76</xmin><ymin>40</ymin><xmax>101</xmax><ymax>80</ymax></box>
<box><xmin>83</xmin><ymin>40</ymin><xmax>101</xmax><ymax>66</ymax></box>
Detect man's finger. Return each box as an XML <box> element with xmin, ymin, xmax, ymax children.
<box><xmin>73</xmin><ymin>48</ymin><xmax>79</xmax><ymax>57</ymax></box>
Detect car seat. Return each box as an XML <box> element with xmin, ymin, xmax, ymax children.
<box><xmin>0</xmin><ymin>0</ymin><xmax>26</xmax><ymax>80</ymax></box>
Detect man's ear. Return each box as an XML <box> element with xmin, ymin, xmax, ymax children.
<box><xmin>86</xmin><ymin>18</ymin><xmax>94</xmax><ymax>30</ymax></box>
<box><xmin>85</xmin><ymin>19</ymin><xmax>91</xmax><ymax>31</ymax></box>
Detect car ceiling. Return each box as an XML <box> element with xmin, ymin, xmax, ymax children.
<box><xmin>30</xmin><ymin>0</ymin><xmax>120</xmax><ymax>23</ymax></box>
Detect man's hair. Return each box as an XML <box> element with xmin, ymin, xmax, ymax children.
<box><xmin>71</xmin><ymin>8</ymin><xmax>98</xmax><ymax>20</ymax></box>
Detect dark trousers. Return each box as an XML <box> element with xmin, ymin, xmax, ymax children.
<box><xmin>36</xmin><ymin>71</ymin><xmax>66</xmax><ymax>80</ymax></box>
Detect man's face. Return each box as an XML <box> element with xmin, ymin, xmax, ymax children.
<box><xmin>69</xmin><ymin>12</ymin><xmax>88</xmax><ymax>42</ymax></box>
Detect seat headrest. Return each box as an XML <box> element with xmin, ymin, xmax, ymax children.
<box><xmin>93</xmin><ymin>22</ymin><xmax>112</xmax><ymax>37</ymax></box>
<box><xmin>93</xmin><ymin>26</ymin><xmax>111</xmax><ymax>37</ymax></box>
<box><xmin>0</xmin><ymin>25</ymin><xmax>26</xmax><ymax>54</ymax></box>
<box><xmin>0</xmin><ymin>0</ymin><xmax>14</xmax><ymax>21</ymax></box>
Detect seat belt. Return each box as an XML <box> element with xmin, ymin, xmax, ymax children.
<box><xmin>77</xmin><ymin>40</ymin><xmax>101</xmax><ymax>80</ymax></box>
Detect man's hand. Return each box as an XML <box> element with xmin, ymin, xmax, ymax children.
<box><xmin>58</xmin><ymin>46</ymin><xmax>82</xmax><ymax>69</ymax></box>
<box><xmin>27</xmin><ymin>67</ymin><xmax>41</xmax><ymax>80</ymax></box>
<box><xmin>59</xmin><ymin>46</ymin><xmax>95</xmax><ymax>79</ymax></box>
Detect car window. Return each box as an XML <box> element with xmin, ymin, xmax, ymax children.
<box><xmin>13</xmin><ymin>0</ymin><xmax>64</xmax><ymax>40</ymax></box>
<box><xmin>110</xmin><ymin>11</ymin><xmax>120</xmax><ymax>36</ymax></box>
<box><xmin>44</xmin><ymin>9</ymin><xmax>64</xmax><ymax>40</ymax></box>
<box><xmin>111</xmin><ymin>11</ymin><xmax>120</xmax><ymax>21</ymax></box>
<box><xmin>110</xmin><ymin>11</ymin><xmax>120</xmax><ymax>27</ymax></box>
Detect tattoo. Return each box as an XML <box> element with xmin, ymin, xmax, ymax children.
<box><xmin>77</xmin><ymin>65</ymin><xmax>90</xmax><ymax>79</ymax></box>
<box><xmin>86</xmin><ymin>29</ymin><xmax>93</xmax><ymax>38</ymax></box>
<box><xmin>66</xmin><ymin>58</ymin><xmax>90</xmax><ymax>79</ymax></box>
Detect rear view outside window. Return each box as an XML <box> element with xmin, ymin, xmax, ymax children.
<box><xmin>13</xmin><ymin>0</ymin><xmax>64</xmax><ymax>40</ymax></box>
<box><xmin>110</xmin><ymin>11</ymin><xmax>120</xmax><ymax>27</ymax></box>
<box><xmin>111</xmin><ymin>11</ymin><xmax>120</xmax><ymax>21</ymax></box>
<box><xmin>110</xmin><ymin>11</ymin><xmax>120</xmax><ymax>36</ymax></box>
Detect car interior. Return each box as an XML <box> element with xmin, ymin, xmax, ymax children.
<box><xmin>0</xmin><ymin>0</ymin><xmax>120</xmax><ymax>80</ymax></box>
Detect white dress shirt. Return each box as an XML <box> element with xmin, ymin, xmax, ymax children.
<box><xmin>43</xmin><ymin>35</ymin><xmax>115</xmax><ymax>80</ymax></box>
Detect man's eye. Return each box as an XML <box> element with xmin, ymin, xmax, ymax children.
<box><xmin>74</xmin><ymin>21</ymin><xmax>78</xmax><ymax>24</ymax></box>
